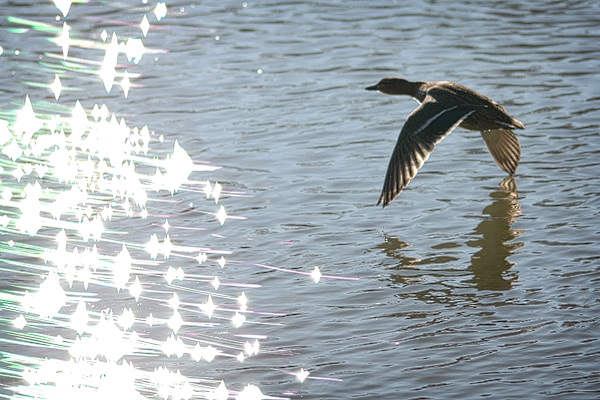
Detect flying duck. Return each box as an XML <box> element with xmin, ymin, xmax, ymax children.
<box><xmin>365</xmin><ymin>78</ymin><xmax>524</xmax><ymax>208</ymax></box>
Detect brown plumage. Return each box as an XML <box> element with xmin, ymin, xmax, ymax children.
<box><xmin>365</xmin><ymin>78</ymin><xmax>524</xmax><ymax>208</ymax></box>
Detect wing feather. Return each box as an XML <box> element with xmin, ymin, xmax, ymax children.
<box><xmin>480</xmin><ymin>129</ymin><xmax>521</xmax><ymax>175</ymax></box>
<box><xmin>378</xmin><ymin>102</ymin><xmax>480</xmax><ymax>208</ymax></box>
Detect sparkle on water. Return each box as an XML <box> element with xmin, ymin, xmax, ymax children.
<box><xmin>0</xmin><ymin>1</ymin><xmax>355</xmax><ymax>399</ymax></box>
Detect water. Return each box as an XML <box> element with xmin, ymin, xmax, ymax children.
<box><xmin>1</xmin><ymin>0</ymin><xmax>599</xmax><ymax>399</ymax></box>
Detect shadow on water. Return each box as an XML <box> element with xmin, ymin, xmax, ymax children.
<box><xmin>378</xmin><ymin>177</ymin><xmax>524</xmax><ymax>299</ymax></box>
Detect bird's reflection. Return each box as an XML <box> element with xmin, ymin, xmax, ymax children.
<box><xmin>379</xmin><ymin>177</ymin><xmax>524</xmax><ymax>296</ymax></box>
<box><xmin>465</xmin><ymin>177</ymin><xmax>524</xmax><ymax>290</ymax></box>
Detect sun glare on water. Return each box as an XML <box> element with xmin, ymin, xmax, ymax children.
<box><xmin>0</xmin><ymin>1</ymin><xmax>355</xmax><ymax>398</ymax></box>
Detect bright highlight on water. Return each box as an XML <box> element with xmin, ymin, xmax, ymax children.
<box><xmin>0</xmin><ymin>1</ymin><xmax>353</xmax><ymax>398</ymax></box>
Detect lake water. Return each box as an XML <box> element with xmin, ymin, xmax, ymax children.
<box><xmin>1</xmin><ymin>1</ymin><xmax>599</xmax><ymax>399</ymax></box>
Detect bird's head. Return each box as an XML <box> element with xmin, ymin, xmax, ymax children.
<box><xmin>365</xmin><ymin>78</ymin><xmax>412</xmax><ymax>95</ymax></box>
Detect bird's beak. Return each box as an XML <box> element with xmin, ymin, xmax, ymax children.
<box><xmin>365</xmin><ymin>84</ymin><xmax>378</xmax><ymax>91</ymax></box>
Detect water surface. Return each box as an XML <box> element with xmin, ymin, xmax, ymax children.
<box><xmin>1</xmin><ymin>1</ymin><xmax>599</xmax><ymax>399</ymax></box>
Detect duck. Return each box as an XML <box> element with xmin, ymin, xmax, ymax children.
<box><xmin>365</xmin><ymin>78</ymin><xmax>524</xmax><ymax>208</ymax></box>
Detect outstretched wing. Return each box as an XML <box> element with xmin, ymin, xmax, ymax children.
<box><xmin>378</xmin><ymin>101</ymin><xmax>480</xmax><ymax>208</ymax></box>
<box><xmin>480</xmin><ymin>129</ymin><xmax>521</xmax><ymax>175</ymax></box>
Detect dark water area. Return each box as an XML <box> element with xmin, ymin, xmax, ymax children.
<box><xmin>1</xmin><ymin>1</ymin><xmax>599</xmax><ymax>399</ymax></box>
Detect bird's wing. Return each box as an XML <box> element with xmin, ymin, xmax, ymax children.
<box><xmin>378</xmin><ymin>101</ymin><xmax>480</xmax><ymax>208</ymax></box>
<box><xmin>480</xmin><ymin>129</ymin><xmax>521</xmax><ymax>175</ymax></box>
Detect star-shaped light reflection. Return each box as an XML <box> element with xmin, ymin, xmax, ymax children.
<box><xmin>129</xmin><ymin>276</ymin><xmax>142</xmax><ymax>302</ymax></box>
<box><xmin>216</xmin><ymin>205</ymin><xmax>227</xmax><ymax>226</ymax></box>
<box><xmin>100</xmin><ymin>33</ymin><xmax>119</xmax><ymax>93</ymax></box>
<box><xmin>140</xmin><ymin>14</ymin><xmax>150</xmax><ymax>37</ymax></box>
<box><xmin>154</xmin><ymin>2</ymin><xmax>167</xmax><ymax>21</ymax></box>
<box><xmin>311</xmin><ymin>266</ymin><xmax>322</xmax><ymax>284</ymax></box>
<box><xmin>50</xmin><ymin>74</ymin><xmax>62</xmax><ymax>100</ymax></box>
<box><xmin>13</xmin><ymin>314</ymin><xmax>27</xmax><ymax>330</ymax></box>
<box><xmin>13</xmin><ymin>96</ymin><xmax>42</xmax><ymax>146</ymax></box>
<box><xmin>56</xmin><ymin>22</ymin><xmax>70</xmax><ymax>59</ymax></box>
<box><xmin>200</xmin><ymin>295</ymin><xmax>215</xmax><ymax>319</ymax></box>
<box><xmin>168</xmin><ymin>310</ymin><xmax>183</xmax><ymax>334</ymax></box>
<box><xmin>232</xmin><ymin>312</ymin><xmax>246</xmax><ymax>329</ymax></box>
<box><xmin>296</xmin><ymin>368</ymin><xmax>310</xmax><ymax>383</ymax></box>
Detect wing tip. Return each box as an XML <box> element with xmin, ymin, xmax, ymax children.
<box><xmin>377</xmin><ymin>190</ymin><xmax>394</xmax><ymax>208</ymax></box>
<box><xmin>377</xmin><ymin>188</ymin><xmax>399</xmax><ymax>209</ymax></box>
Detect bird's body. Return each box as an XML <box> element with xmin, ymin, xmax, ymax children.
<box><xmin>365</xmin><ymin>78</ymin><xmax>524</xmax><ymax>208</ymax></box>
